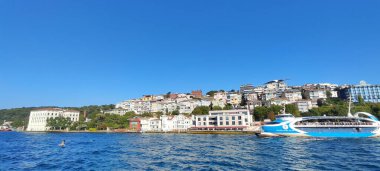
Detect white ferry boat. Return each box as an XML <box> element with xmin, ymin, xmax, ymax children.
<box><xmin>257</xmin><ymin>112</ymin><xmax>380</xmax><ymax>137</ymax></box>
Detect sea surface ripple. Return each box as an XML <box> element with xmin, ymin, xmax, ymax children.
<box><xmin>1</xmin><ymin>132</ymin><xmax>380</xmax><ymax>170</ymax></box>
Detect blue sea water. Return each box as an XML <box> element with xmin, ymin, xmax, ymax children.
<box><xmin>1</xmin><ymin>132</ymin><xmax>380</xmax><ymax>171</ymax></box>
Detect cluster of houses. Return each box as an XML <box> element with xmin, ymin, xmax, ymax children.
<box><xmin>108</xmin><ymin>80</ymin><xmax>345</xmax><ymax>115</ymax></box>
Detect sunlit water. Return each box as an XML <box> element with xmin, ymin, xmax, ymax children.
<box><xmin>1</xmin><ymin>132</ymin><xmax>380</xmax><ymax>170</ymax></box>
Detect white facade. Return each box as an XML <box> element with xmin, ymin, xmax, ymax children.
<box><xmin>283</xmin><ymin>90</ymin><xmax>302</xmax><ymax>102</ymax></box>
<box><xmin>295</xmin><ymin>100</ymin><xmax>313</xmax><ymax>113</ymax></box>
<box><xmin>308</xmin><ymin>90</ymin><xmax>327</xmax><ymax>100</ymax></box>
<box><xmin>330</xmin><ymin>90</ymin><xmax>338</xmax><ymax>98</ymax></box>
<box><xmin>192</xmin><ymin>109</ymin><xmax>253</xmax><ymax>130</ymax></box>
<box><xmin>161</xmin><ymin>114</ymin><xmax>192</xmax><ymax>132</ymax></box>
<box><xmin>27</xmin><ymin>108</ymin><xmax>80</xmax><ymax>131</ymax></box>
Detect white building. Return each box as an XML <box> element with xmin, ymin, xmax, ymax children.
<box><xmin>295</xmin><ymin>100</ymin><xmax>313</xmax><ymax>113</ymax></box>
<box><xmin>161</xmin><ymin>114</ymin><xmax>192</xmax><ymax>132</ymax></box>
<box><xmin>227</xmin><ymin>92</ymin><xmax>241</xmax><ymax>106</ymax></box>
<box><xmin>104</xmin><ymin>109</ymin><xmax>130</xmax><ymax>115</ymax></box>
<box><xmin>27</xmin><ymin>108</ymin><xmax>80</xmax><ymax>131</ymax></box>
<box><xmin>192</xmin><ymin>109</ymin><xmax>253</xmax><ymax>131</ymax></box>
<box><xmin>140</xmin><ymin>118</ymin><xmax>161</xmax><ymax>132</ymax></box>
<box><xmin>265</xmin><ymin>80</ymin><xmax>287</xmax><ymax>91</ymax></box>
<box><xmin>308</xmin><ymin>89</ymin><xmax>327</xmax><ymax>100</ymax></box>
<box><xmin>213</xmin><ymin>91</ymin><xmax>227</xmax><ymax>103</ymax></box>
<box><xmin>283</xmin><ymin>90</ymin><xmax>302</xmax><ymax>102</ymax></box>
<box><xmin>330</xmin><ymin>90</ymin><xmax>338</xmax><ymax>98</ymax></box>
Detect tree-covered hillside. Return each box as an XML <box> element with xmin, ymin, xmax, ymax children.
<box><xmin>0</xmin><ymin>104</ymin><xmax>115</xmax><ymax>128</ymax></box>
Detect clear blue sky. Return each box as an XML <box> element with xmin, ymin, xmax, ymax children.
<box><xmin>1</xmin><ymin>0</ymin><xmax>379</xmax><ymax>109</ymax></box>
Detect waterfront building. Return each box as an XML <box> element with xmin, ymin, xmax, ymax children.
<box><xmin>129</xmin><ymin>118</ymin><xmax>141</xmax><ymax>131</ymax></box>
<box><xmin>161</xmin><ymin>114</ymin><xmax>192</xmax><ymax>132</ymax></box>
<box><xmin>341</xmin><ymin>81</ymin><xmax>380</xmax><ymax>103</ymax></box>
<box><xmin>26</xmin><ymin>108</ymin><xmax>80</xmax><ymax>131</ymax></box>
<box><xmin>191</xmin><ymin>109</ymin><xmax>253</xmax><ymax>131</ymax></box>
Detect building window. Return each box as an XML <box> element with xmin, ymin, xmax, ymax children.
<box><xmin>232</xmin><ymin>116</ymin><xmax>235</xmax><ymax>120</ymax></box>
<box><xmin>220</xmin><ymin>122</ymin><xmax>223</xmax><ymax>125</ymax></box>
<box><xmin>245</xmin><ymin>118</ymin><xmax>248</xmax><ymax>122</ymax></box>
<box><xmin>238</xmin><ymin>116</ymin><xmax>242</xmax><ymax>120</ymax></box>
<box><xmin>198</xmin><ymin>118</ymin><xmax>201</xmax><ymax>121</ymax></box>
<box><xmin>239</xmin><ymin>121</ymin><xmax>242</xmax><ymax>125</ymax></box>
<box><xmin>226</xmin><ymin>122</ymin><xmax>229</xmax><ymax>125</ymax></box>
<box><xmin>219</xmin><ymin>117</ymin><xmax>223</xmax><ymax>120</ymax></box>
<box><xmin>203</xmin><ymin>118</ymin><xmax>206</xmax><ymax>121</ymax></box>
<box><xmin>232</xmin><ymin>121</ymin><xmax>235</xmax><ymax>125</ymax></box>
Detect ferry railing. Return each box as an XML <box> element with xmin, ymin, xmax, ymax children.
<box><xmin>294</xmin><ymin>122</ymin><xmax>376</xmax><ymax>127</ymax></box>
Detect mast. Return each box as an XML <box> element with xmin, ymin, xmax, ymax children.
<box><xmin>348</xmin><ymin>92</ymin><xmax>353</xmax><ymax>117</ymax></box>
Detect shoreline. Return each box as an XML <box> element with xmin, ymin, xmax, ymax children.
<box><xmin>15</xmin><ymin>130</ymin><xmax>259</xmax><ymax>135</ymax></box>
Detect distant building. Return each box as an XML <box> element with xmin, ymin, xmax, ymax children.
<box><xmin>104</xmin><ymin>109</ymin><xmax>130</xmax><ymax>115</ymax></box>
<box><xmin>283</xmin><ymin>89</ymin><xmax>302</xmax><ymax>102</ymax></box>
<box><xmin>295</xmin><ymin>100</ymin><xmax>313</xmax><ymax>113</ymax></box>
<box><xmin>306</xmin><ymin>89</ymin><xmax>327</xmax><ymax>100</ymax></box>
<box><xmin>26</xmin><ymin>108</ymin><xmax>80</xmax><ymax>131</ymax></box>
<box><xmin>227</xmin><ymin>92</ymin><xmax>242</xmax><ymax>106</ymax></box>
<box><xmin>265</xmin><ymin>80</ymin><xmax>287</xmax><ymax>91</ymax></box>
<box><xmin>191</xmin><ymin>109</ymin><xmax>253</xmax><ymax>131</ymax></box>
<box><xmin>240</xmin><ymin>84</ymin><xmax>255</xmax><ymax>94</ymax></box>
<box><xmin>191</xmin><ymin>90</ymin><xmax>203</xmax><ymax>98</ymax></box>
<box><xmin>341</xmin><ymin>81</ymin><xmax>380</xmax><ymax>103</ymax></box>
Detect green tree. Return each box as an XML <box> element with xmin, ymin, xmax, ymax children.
<box><xmin>206</xmin><ymin>91</ymin><xmax>218</xmax><ymax>97</ymax></box>
<box><xmin>141</xmin><ymin>112</ymin><xmax>153</xmax><ymax>117</ymax></box>
<box><xmin>267</xmin><ymin>111</ymin><xmax>276</xmax><ymax>121</ymax></box>
<box><xmin>358</xmin><ymin>95</ymin><xmax>365</xmax><ymax>105</ymax></box>
<box><xmin>172</xmin><ymin>110</ymin><xmax>180</xmax><ymax>115</ymax></box>
<box><xmin>209</xmin><ymin>102</ymin><xmax>213</xmax><ymax>110</ymax></box>
<box><xmin>254</xmin><ymin>106</ymin><xmax>269</xmax><ymax>121</ymax></box>
<box><xmin>240</xmin><ymin>95</ymin><xmax>247</xmax><ymax>106</ymax></box>
<box><xmin>46</xmin><ymin>116</ymin><xmax>72</xmax><ymax>130</ymax></box>
<box><xmin>326</xmin><ymin>91</ymin><xmax>332</xmax><ymax>98</ymax></box>
<box><xmin>223</xmin><ymin>104</ymin><xmax>233</xmax><ymax>110</ymax></box>
<box><xmin>212</xmin><ymin>106</ymin><xmax>223</xmax><ymax>110</ymax></box>
<box><xmin>191</xmin><ymin>106</ymin><xmax>210</xmax><ymax>115</ymax></box>
<box><xmin>285</xmin><ymin>104</ymin><xmax>300</xmax><ymax>117</ymax></box>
